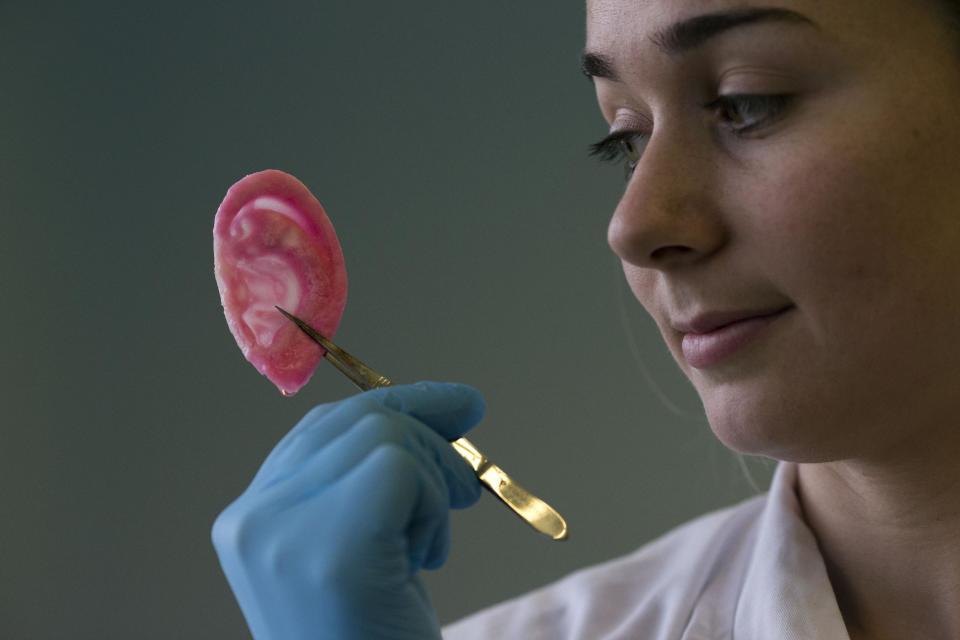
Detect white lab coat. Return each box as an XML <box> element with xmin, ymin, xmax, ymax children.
<box><xmin>442</xmin><ymin>462</ymin><xmax>850</xmax><ymax>639</ymax></box>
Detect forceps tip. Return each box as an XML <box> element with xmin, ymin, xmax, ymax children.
<box><xmin>275</xmin><ymin>306</ymin><xmax>315</xmax><ymax>335</ymax></box>
<box><xmin>274</xmin><ymin>306</ymin><xmax>330</xmax><ymax>349</ymax></box>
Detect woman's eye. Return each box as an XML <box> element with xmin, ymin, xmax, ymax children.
<box><xmin>618</xmin><ymin>137</ymin><xmax>642</xmax><ymax>165</ymax></box>
<box><xmin>588</xmin><ymin>94</ymin><xmax>793</xmax><ymax>180</ymax></box>
<box><xmin>707</xmin><ymin>94</ymin><xmax>792</xmax><ymax>132</ymax></box>
<box><xmin>588</xmin><ymin>131</ymin><xmax>649</xmax><ymax>180</ymax></box>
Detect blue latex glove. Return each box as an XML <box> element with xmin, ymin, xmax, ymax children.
<box><xmin>211</xmin><ymin>381</ymin><xmax>485</xmax><ymax>640</ymax></box>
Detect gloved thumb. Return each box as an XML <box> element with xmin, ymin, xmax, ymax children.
<box><xmin>367</xmin><ymin>381</ymin><xmax>486</xmax><ymax>441</ymax></box>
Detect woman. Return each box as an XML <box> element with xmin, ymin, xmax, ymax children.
<box><xmin>211</xmin><ymin>0</ymin><xmax>960</xmax><ymax>637</ymax></box>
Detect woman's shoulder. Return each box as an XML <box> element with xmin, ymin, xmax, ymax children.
<box><xmin>442</xmin><ymin>492</ymin><xmax>768</xmax><ymax>640</ymax></box>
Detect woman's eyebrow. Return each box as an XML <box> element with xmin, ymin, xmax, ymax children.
<box><xmin>582</xmin><ymin>6</ymin><xmax>819</xmax><ymax>82</ymax></box>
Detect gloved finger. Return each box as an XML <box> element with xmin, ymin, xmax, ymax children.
<box><xmin>373</xmin><ymin>381</ymin><xmax>486</xmax><ymax>441</ymax></box>
<box><xmin>249</xmin><ymin>381</ymin><xmax>484</xmax><ymax>490</ymax></box>
<box><xmin>255</xmin><ymin>412</ymin><xmax>468</xmax><ymax>518</ymax></box>
<box><xmin>350</xmin><ymin>382</ymin><xmax>485</xmax><ymax>508</ymax></box>
<box><xmin>247</xmin><ymin>401</ymin><xmax>342</xmax><ymax>489</ymax></box>
<box><xmin>251</xmin><ymin>382</ymin><xmax>485</xmax><ymax>503</ymax></box>
<box><xmin>421</xmin><ymin>514</ymin><xmax>450</xmax><ymax>571</ymax></box>
<box><xmin>366</xmin><ymin>425</ymin><xmax>455</xmax><ymax>573</ymax></box>
<box><xmin>406</xmin><ymin>489</ymin><xmax>451</xmax><ymax>574</ymax></box>
<box><xmin>364</xmin><ymin>408</ymin><xmax>482</xmax><ymax>509</ymax></box>
<box><xmin>370</xmin><ymin>404</ymin><xmax>481</xmax><ymax>509</ymax></box>
<box><xmin>331</xmin><ymin>443</ymin><xmax>450</xmax><ymax>576</ymax></box>
<box><xmin>249</xmin><ymin>397</ymin><xmax>418</xmax><ymax>491</ymax></box>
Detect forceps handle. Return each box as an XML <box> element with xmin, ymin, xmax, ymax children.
<box><xmin>368</xmin><ymin>378</ymin><xmax>568</xmax><ymax>541</ymax></box>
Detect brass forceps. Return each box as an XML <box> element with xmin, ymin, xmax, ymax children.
<box><xmin>275</xmin><ymin>306</ymin><xmax>568</xmax><ymax>541</ymax></box>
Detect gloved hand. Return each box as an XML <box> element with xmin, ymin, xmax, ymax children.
<box><xmin>211</xmin><ymin>381</ymin><xmax>485</xmax><ymax>640</ymax></box>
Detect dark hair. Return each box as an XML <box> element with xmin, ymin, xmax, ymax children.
<box><xmin>933</xmin><ymin>0</ymin><xmax>960</xmax><ymax>43</ymax></box>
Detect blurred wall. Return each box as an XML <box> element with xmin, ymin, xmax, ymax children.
<box><xmin>0</xmin><ymin>1</ymin><xmax>775</xmax><ymax>637</ymax></box>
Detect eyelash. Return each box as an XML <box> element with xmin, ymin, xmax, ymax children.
<box><xmin>589</xmin><ymin>94</ymin><xmax>793</xmax><ymax>178</ymax></box>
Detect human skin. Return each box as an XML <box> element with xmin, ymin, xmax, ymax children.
<box><xmin>587</xmin><ymin>0</ymin><xmax>960</xmax><ymax>638</ymax></box>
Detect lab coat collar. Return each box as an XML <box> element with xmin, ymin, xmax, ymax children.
<box><xmin>733</xmin><ymin>462</ymin><xmax>850</xmax><ymax>639</ymax></box>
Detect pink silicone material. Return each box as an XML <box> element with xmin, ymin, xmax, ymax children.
<box><xmin>214</xmin><ymin>169</ymin><xmax>347</xmax><ymax>396</ymax></box>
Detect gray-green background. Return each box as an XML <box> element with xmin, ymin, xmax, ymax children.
<box><xmin>1</xmin><ymin>2</ymin><xmax>775</xmax><ymax>637</ymax></box>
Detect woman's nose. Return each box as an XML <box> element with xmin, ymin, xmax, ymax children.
<box><xmin>606</xmin><ymin>133</ymin><xmax>727</xmax><ymax>269</ymax></box>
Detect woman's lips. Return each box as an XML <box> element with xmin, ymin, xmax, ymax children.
<box><xmin>681</xmin><ymin>307</ymin><xmax>794</xmax><ymax>369</ymax></box>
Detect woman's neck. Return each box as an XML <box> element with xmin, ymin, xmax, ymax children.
<box><xmin>795</xmin><ymin>432</ymin><xmax>960</xmax><ymax>640</ymax></box>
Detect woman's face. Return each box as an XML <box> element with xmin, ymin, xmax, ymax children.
<box><xmin>588</xmin><ymin>0</ymin><xmax>960</xmax><ymax>462</ymax></box>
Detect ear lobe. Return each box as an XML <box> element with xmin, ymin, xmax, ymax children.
<box><xmin>214</xmin><ymin>170</ymin><xmax>348</xmax><ymax>396</ymax></box>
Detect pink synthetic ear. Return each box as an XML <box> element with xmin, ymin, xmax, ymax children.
<box><xmin>213</xmin><ymin>169</ymin><xmax>348</xmax><ymax>396</ymax></box>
